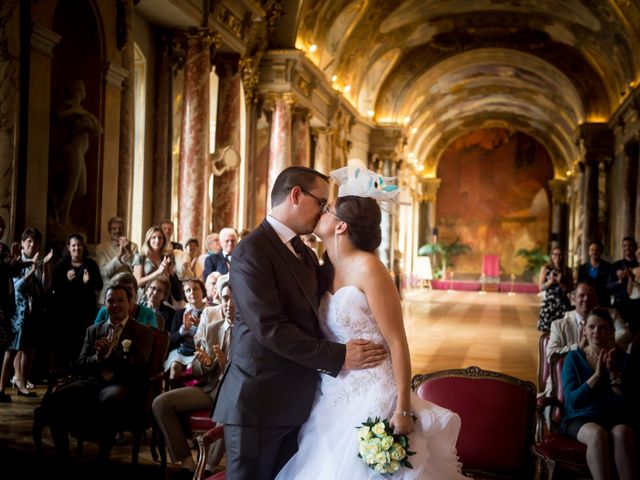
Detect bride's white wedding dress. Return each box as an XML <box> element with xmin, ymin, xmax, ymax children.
<box><xmin>276</xmin><ymin>286</ymin><xmax>466</xmax><ymax>479</ymax></box>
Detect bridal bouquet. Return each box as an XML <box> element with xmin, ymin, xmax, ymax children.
<box><xmin>357</xmin><ymin>417</ymin><xmax>416</xmax><ymax>475</ymax></box>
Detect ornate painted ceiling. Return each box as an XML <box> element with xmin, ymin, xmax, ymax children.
<box><xmin>293</xmin><ymin>0</ymin><xmax>640</xmax><ymax>178</ymax></box>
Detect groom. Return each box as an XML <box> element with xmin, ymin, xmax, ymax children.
<box><xmin>212</xmin><ymin>166</ymin><xmax>387</xmax><ymax>480</ymax></box>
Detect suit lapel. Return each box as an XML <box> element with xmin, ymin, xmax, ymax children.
<box><xmin>259</xmin><ymin>221</ymin><xmax>320</xmax><ymax>319</ymax></box>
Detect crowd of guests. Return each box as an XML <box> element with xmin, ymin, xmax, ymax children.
<box><xmin>539</xmin><ymin>237</ymin><xmax>640</xmax><ymax>480</ymax></box>
<box><xmin>0</xmin><ymin>218</ymin><xmax>242</xmax><ymax>474</ymax></box>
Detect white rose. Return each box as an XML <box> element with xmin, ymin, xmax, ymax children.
<box><xmin>358</xmin><ymin>443</ymin><xmax>367</xmax><ymax>458</ymax></box>
<box><xmin>364</xmin><ymin>453</ymin><xmax>377</xmax><ymax>465</ymax></box>
<box><xmin>380</xmin><ymin>435</ymin><xmax>394</xmax><ymax>450</ymax></box>
<box><xmin>358</xmin><ymin>425</ymin><xmax>372</xmax><ymax>441</ymax></box>
<box><xmin>374</xmin><ymin>463</ymin><xmax>386</xmax><ymax>473</ymax></box>
<box><xmin>372</xmin><ymin>422</ymin><xmax>386</xmax><ymax>436</ymax></box>
<box><xmin>390</xmin><ymin>460</ymin><xmax>401</xmax><ymax>472</ymax></box>
<box><xmin>121</xmin><ymin>339</ymin><xmax>132</xmax><ymax>352</ymax></box>
<box><xmin>368</xmin><ymin>438</ymin><xmax>382</xmax><ymax>454</ymax></box>
<box><xmin>391</xmin><ymin>444</ymin><xmax>406</xmax><ymax>460</ymax></box>
<box><xmin>375</xmin><ymin>451</ymin><xmax>390</xmax><ymax>465</ymax></box>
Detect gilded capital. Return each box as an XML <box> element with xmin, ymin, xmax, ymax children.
<box><xmin>419</xmin><ymin>177</ymin><xmax>441</xmax><ymax>203</ymax></box>
<box><xmin>548</xmin><ymin>178</ymin><xmax>569</xmax><ymax>205</ymax></box>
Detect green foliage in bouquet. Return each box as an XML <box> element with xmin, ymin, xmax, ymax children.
<box><xmin>357</xmin><ymin>416</ymin><xmax>416</xmax><ymax>475</ymax></box>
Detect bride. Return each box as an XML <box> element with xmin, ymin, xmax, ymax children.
<box><xmin>276</xmin><ymin>164</ymin><xmax>466</xmax><ymax>479</ymax></box>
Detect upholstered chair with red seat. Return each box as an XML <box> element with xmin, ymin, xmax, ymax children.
<box><xmin>532</xmin><ymin>353</ymin><xmax>589</xmax><ymax>479</ymax></box>
<box><xmin>538</xmin><ymin>332</ymin><xmax>551</xmax><ymax>393</ymax></box>
<box><xmin>194</xmin><ymin>424</ymin><xmax>225</xmax><ymax>480</ymax></box>
<box><xmin>412</xmin><ymin>365</ymin><xmax>537</xmax><ymax>479</ymax></box>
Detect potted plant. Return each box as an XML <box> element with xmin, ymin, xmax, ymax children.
<box><xmin>418</xmin><ymin>238</ymin><xmax>471</xmax><ymax>280</ymax></box>
<box><xmin>515</xmin><ymin>247</ymin><xmax>549</xmax><ymax>282</ymax></box>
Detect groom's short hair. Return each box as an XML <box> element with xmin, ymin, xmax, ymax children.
<box><xmin>271</xmin><ymin>167</ymin><xmax>329</xmax><ymax>207</ymax></box>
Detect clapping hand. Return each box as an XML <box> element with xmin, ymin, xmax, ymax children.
<box><xmin>604</xmin><ymin>348</ymin><xmax>620</xmax><ymax>376</ymax></box>
<box><xmin>195</xmin><ymin>347</ymin><xmax>212</xmax><ymax>367</ymax></box>
<box><xmin>67</xmin><ymin>269</ymin><xmax>76</xmax><ymax>281</ymax></box>
<box><xmin>95</xmin><ymin>336</ymin><xmax>111</xmax><ymax>361</ymax></box>
<box><xmin>43</xmin><ymin>249</ymin><xmax>53</xmax><ymax>264</ymax></box>
<box><xmin>118</xmin><ymin>237</ymin><xmax>132</xmax><ymax>262</ymax></box>
<box><xmin>82</xmin><ymin>268</ymin><xmax>90</xmax><ymax>284</ymax></box>
<box><xmin>183</xmin><ymin>310</ymin><xmax>199</xmax><ymax>330</ymax></box>
<box><xmin>212</xmin><ymin>344</ymin><xmax>228</xmax><ymax>368</ymax></box>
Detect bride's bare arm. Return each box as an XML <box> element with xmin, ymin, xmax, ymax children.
<box><xmin>360</xmin><ymin>254</ymin><xmax>414</xmax><ymax>435</ymax></box>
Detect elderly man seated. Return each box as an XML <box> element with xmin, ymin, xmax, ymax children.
<box><xmin>545</xmin><ymin>280</ymin><xmax>631</xmax><ymax>396</ymax></box>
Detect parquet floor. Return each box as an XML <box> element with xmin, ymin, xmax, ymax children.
<box><xmin>0</xmin><ymin>289</ymin><xmax>543</xmax><ymax>478</ymax></box>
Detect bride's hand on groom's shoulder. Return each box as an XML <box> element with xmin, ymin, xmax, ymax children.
<box><xmin>343</xmin><ymin>339</ymin><xmax>387</xmax><ymax>370</ymax></box>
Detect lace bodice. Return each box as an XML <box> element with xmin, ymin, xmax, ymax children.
<box><xmin>317</xmin><ymin>286</ymin><xmax>395</xmax><ymax>415</ymax></box>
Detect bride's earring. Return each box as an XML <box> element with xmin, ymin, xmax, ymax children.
<box><xmin>334</xmin><ymin>231</ymin><xmax>339</xmax><ymax>261</ymax></box>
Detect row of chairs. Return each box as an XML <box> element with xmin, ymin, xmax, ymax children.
<box><xmin>32</xmin><ymin>333</ymin><xmax>583</xmax><ymax>479</ymax></box>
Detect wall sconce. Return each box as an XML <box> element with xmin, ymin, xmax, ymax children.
<box><xmin>210</xmin><ymin>145</ymin><xmax>240</xmax><ymax>176</ymax></box>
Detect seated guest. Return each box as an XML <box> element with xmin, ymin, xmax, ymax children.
<box><xmin>538</xmin><ymin>247</ymin><xmax>573</xmax><ymax>331</ymax></box>
<box><xmin>165</xmin><ymin>279</ymin><xmax>207</xmax><ymax>385</ymax></box>
<box><xmin>608</xmin><ymin>237</ymin><xmax>639</xmax><ymax>334</ymax></box>
<box><xmin>203</xmin><ymin>227</ymin><xmax>237</xmax><ymax>279</ymax></box>
<box><xmin>204</xmin><ymin>272</ymin><xmax>221</xmax><ymax>306</ymax></box>
<box><xmin>625</xmin><ymin>247</ymin><xmax>640</xmax><ymax>326</ymax></box>
<box><xmin>94</xmin><ymin>272</ymin><xmax>158</xmax><ymax>328</ymax></box>
<box><xmin>176</xmin><ymin>238</ymin><xmax>201</xmax><ymax>281</ymax></box>
<box><xmin>152</xmin><ymin>280</ymin><xmax>233</xmax><ymax>478</ymax></box>
<box><xmin>561</xmin><ymin>308</ymin><xmax>636</xmax><ymax>480</ymax></box>
<box><xmin>52</xmin><ymin>233</ymin><xmax>103</xmax><ymax>371</ymax></box>
<box><xmin>197</xmin><ymin>234</ymin><xmax>220</xmax><ymax>282</ymax></box>
<box><xmin>195</xmin><ymin>275</ymin><xmax>232</xmax><ymax>346</ymax></box>
<box><xmin>577</xmin><ymin>241</ymin><xmax>612</xmax><ymax>307</ymax></box>
<box><xmin>546</xmin><ymin>281</ymin><xmax>631</xmax><ymax>395</ymax></box>
<box><xmin>96</xmin><ymin>216</ymin><xmax>138</xmax><ymax>304</ymax></box>
<box><xmin>161</xmin><ymin>219</ymin><xmax>183</xmax><ymax>251</ymax></box>
<box><xmin>48</xmin><ymin>285</ymin><xmax>154</xmax><ymax>459</ymax></box>
<box><xmin>133</xmin><ymin>226</ymin><xmax>177</xmax><ymax>303</ymax></box>
<box><xmin>143</xmin><ymin>277</ymin><xmax>175</xmax><ymax>331</ymax></box>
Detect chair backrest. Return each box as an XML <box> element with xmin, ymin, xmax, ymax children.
<box><xmin>412</xmin><ymin>366</ymin><xmax>536</xmax><ymax>476</ymax></box>
<box><xmin>538</xmin><ymin>332</ymin><xmax>550</xmax><ymax>392</ymax></box>
<box><xmin>549</xmin><ymin>352</ymin><xmax>568</xmax><ymax>428</ymax></box>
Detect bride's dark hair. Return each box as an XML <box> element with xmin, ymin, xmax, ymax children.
<box><xmin>318</xmin><ymin>196</ymin><xmax>382</xmax><ymax>294</ymax></box>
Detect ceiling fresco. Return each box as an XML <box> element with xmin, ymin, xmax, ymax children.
<box><xmin>295</xmin><ymin>0</ymin><xmax>640</xmax><ymax>177</ymax></box>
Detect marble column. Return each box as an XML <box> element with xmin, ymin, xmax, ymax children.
<box><xmin>622</xmin><ymin>142</ymin><xmax>638</xmax><ymax>237</ymax></box>
<box><xmin>548</xmin><ymin>179</ymin><xmax>569</xmax><ymax>251</ymax></box>
<box><xmin>212</xmin><ymin>55</ymin><xmax>241</xmax><ymax>232</ymax></box>
<box><xmin>117</xmin><ymin>0</ymin><xmax>134</xmax><ymax>225</ymax></box>
<box><xmin>378</xmin><ymin>157</ymin><xmax>396</xmax><ymax>269</ymax></box>
<box><xmin>0</xmin><ymin>0</ymin><xmax>20</xmax><ymax>243</ymax></box>
<box><xmin>311</xmin><ymin>127</ymin><xmax>331</xmax><ymax>175</ymax></box>
<box><xmin>581</xmin><ymin>159</ymin><xmax>599</xmax><ymax>262</ymax></box>
<box><xmin>266</xmin><ymin>93</ymin><xmax>293</xmax><ymax>206</ymax></box>
<box><xmin>418</xmin><ymin>177</ymin><xmax>442</xmax><ymax>248</ymax></box>
<box><xmin>178</xmin><ymin>31</ymin><xmax>212</xmax><ymax>244</ymax></box>
<box><xmin>101</xmin><ymin>62</ymin><xmax>127</xmax><ymax>241</ymax></box>
<box><xmin>151</xmin><ymin>35</ymin><xmax>174</xmax><ymax>223</ymax></box>
<box><xmin>23</xmin><ymin>23</ymin><xmax>61</xmax><ymax>239</ymax></box>
<box><xmin>291</xmin><ymin>106</ymin><xmax>311</xmax><ymax>167</ymax></box>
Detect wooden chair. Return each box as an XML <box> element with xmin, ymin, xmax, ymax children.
<box><xmin>194</xmin><ymin>424</ymin><xmax>225</xmax><ymax>480</ymax></box>
<box><xmin>412</xmin><ymin>365</ymin><xmax>537</xmax><ymax>479</ymax></box>
<box><xmin>538</xmin><ymin>332</ymin><xmax>551</xmax><ymax>393</ymax></box>
<box><xmin>532</xmin><ymin>353</ymin><xmax>589</xmax><ymax>479</ymax></box>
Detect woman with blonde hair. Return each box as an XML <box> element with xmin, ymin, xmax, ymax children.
<box><xmin>133</xmin><ymin>226</ymin><xmax>179</xmax><ymax>302</ymax></box>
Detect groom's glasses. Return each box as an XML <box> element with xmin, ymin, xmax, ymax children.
<box><xmin>299</xmin><ymin>187</ymin><xmax>327</xmax><ymax>211</ymax></box>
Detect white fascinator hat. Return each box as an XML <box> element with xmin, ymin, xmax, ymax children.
<box><xmin>329</xmin><ymin>159</ymin><xmax>406</xmax><ymax>209</ymax></box>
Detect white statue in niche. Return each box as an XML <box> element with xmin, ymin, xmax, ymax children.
<box><xmin>52</xmin><ymin>79</ymin><xmax>102</xmax><ymax>225</ymax></box>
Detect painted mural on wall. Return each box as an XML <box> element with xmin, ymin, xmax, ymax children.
<box><xmin>436</xmin><ymin>128</ymin><xmax>553</xmax><ymax>277</ymax></box>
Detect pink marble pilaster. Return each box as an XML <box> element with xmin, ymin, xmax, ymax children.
<box><xmin>311</xmin><ymin>127</ymin><xmax>331</xmax><ymax>175</ymax></box>
<box><xmin>266</xmin><ymin>94</ymin><xmax>293</xmax><ymax>205</ymax></box>
<box><xmin>178</xmin><ymin>32</ymin><xmax>211</xmax><ymax>244</ymax></box>
<box><xmin>291</xmin><ymin>106</ymin><xmax>310</xmax><ymax>167</ymax></box>
<box><xmin>212</xmin><ymin>56</ymin><xmax>241</xmax><ymax>232</ymax></box>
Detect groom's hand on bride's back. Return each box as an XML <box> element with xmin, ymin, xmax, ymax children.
<box><xmin>343</xmin><ymin>339</ymin><xmax>387</xmax><ymax>369</ymax></box>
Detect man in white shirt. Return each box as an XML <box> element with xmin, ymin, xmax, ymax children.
<box><xmin>545</xmin><ymin>280</ymin><xmax>631</xmax><ymax>395</ymax></box>
<box><xmin>96</xmin><ymin>216</ymin><xmax>138</xmax><ymax>302</ymax></box>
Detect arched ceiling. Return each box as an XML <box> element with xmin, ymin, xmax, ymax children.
<box><xmin>294</xmin><ymin>0</ymin><xmax>640</xmax><ymax>177</ymax></box>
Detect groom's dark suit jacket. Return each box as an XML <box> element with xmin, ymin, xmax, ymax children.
<box><xmin>213</xmin><ymin>220</ymin><xmax>346</xmax><ymax>427</ymax></box>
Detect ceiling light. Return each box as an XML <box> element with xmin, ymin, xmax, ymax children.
<box><xmin>344</xmin><ymin>85</ymin><xmax>351</xmax><ymax>93</ymax></box>
<box><xmin>566</xmin><ymin>170</ymin><xmax>572</xmax><ymax>176</ymax></box>
<box><xmin>403</xmin><ymin>116</ymin><xmax>410</xmax><ymax>125</ymax></box>
<box><xmin>331</xmin><ymin>75</ymin><xmax>337</xmax><ymax>82</ymax></box>
<box><xmin>309</xmin><ymin>44</ymin><xmax>317</xmax><ymax>53</ymax></box>
<box><xmin>367</xmin><ymin>110</ymin><xmax>374</xmax><ymax>117</ymax></box>
<box><xmin>411</xmin><ymin>127</ymin><xmax>417</xmax><ymax>134</ymax></box>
